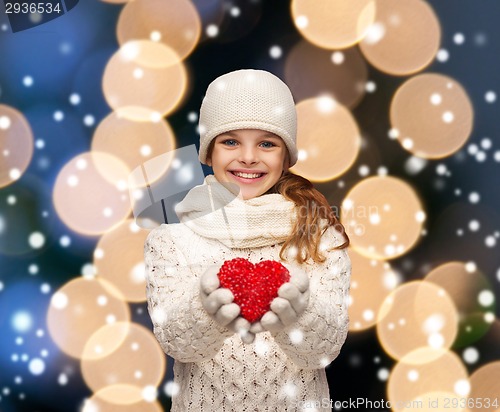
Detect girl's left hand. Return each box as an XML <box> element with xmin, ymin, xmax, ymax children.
<box><xmin>258</xmin><ymin>265</ymin><xmax>310</xmax><ymax>334</ymax></box>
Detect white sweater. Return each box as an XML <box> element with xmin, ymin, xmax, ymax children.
<box><xmin>144</xmin><ymin>221</ymin><xmax>351</xmax><ymax>411</ymax></box>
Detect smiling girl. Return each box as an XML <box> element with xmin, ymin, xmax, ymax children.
<box><xmin>144</xmin><ymin>69</ymin><xmax>351</xmax><ymax>411</ymax></box>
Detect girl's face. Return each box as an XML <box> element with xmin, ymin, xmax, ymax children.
<box><xmin>206</xmin><ymin>129</ymin><xmax>289</xmax><ymax>200</ymax></box>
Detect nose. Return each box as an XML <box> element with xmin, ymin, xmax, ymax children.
<box><xmin>238</xmin><ymin>145</ymin><xmax>258</xmax><ymax>164</ymax></box>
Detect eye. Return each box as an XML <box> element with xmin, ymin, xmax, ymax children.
<box><xmin>260</xmin><ymin>141</ymin><xmax>276</xmax><ymax>148</ymax></box>
<box><xmin>221</xmin><ymin>139</ymin><xmax>238</xmax><ymax>146</ymax></box>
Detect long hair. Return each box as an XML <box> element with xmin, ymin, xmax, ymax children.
<box><xmin>269</xmin><ymin>171</ymin><xmax>350</xmax><ymax>264</ymax></box>
<box><xmin>206</xmin><ymin>139</ymin><xmax>350</xmax><ymax>264</ymax></box>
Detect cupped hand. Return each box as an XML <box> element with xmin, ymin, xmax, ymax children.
<box><xmin>260</xmin><ymin>265</ymin><xmax>310</xmax><ymax>333</ymax></box>
<box><xmin>200</xmin><ymin>265</ymin><xmax>256</xmax><ymax>344</ymax></box>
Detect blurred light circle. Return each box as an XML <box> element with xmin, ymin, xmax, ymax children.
<box><xmin>28</xmin><ymin>358</ymin><xmax>45</xmax><ymax>375</ymax></box>
<box><xmin>114</xmin><ymin>40</ymin><xmax>183</xmax><ymax>69</ymax></box>
<box><xmin>191</xmin><ymin>0</ymin><xmax>224</xmax><ymax>42</ymax></box>
<box><xmin>28</xmin><ymin>231</ymin><xmax>45</xmax><ymax>249</ymax></box>
<box><xmin>53</xmin><ymin>152</ymin><xmax>131</xmax><ymax>236</ymax></box>
<box><xmin>341</xmin><ymin>176</ymin><xmax>424</xmax><ymax>260</ymax></box>
<box><xmin>11</xmin><ymin>310</ymin><xmax>33</xmax><ymax>333</ymax></box>
<box><xmin>284</xmin><ymin>40</ymin><xmax>368</xmax><ymax>108</ymax></box>
<box><xmin>117</xmin><ymin>0</ymin><xmax>201</xmax><ymax>62</ymax></box>
<box><xmin>103</xmin><ymin>41</ymin><xmax>188</xmax><ymax>121</ymax></box>
<box><xmin>425</xmin><ymin>261</ymin><xmax>494</xmax><ymax>348</ymax></box>
<box><xmin>390</xmin><ymin>73</ymin><xmax>473</xmax><ymax>158</ymax></box>
<box><xmin>82</xmin><ymin>384</ymin><xmax>163</xmax><ymax>410</ymax></box>
<box><xmin>388</xmin><ymin>348</ymin><xmax>468</xmax><ymax>412</ymax></box>
<box><xmin>348</xmin><ymin>249</ymin><xmax>401</xmax><ymax>331</ymax></box>
<box><xmin>291</xmin><ymin>0</ymin><xmax>376</xmax><ymax>49</ymax></box>
<box><xmin>290</xmin><ymin>97</ymin><xmax>360</xmax><ymax>181</ymax></box>
<box><xmin>47</xmin><ymin>277</ymin><xmax>130</xmax><ymax>359</ymax></box>
<box><xmin>212</xmin><ymin>0</ymin><xmax>262</xmax><ymax>44</ymax></box>
<box><xmin>91</xmin><ymin>111</ymin><xmax>176</xmax><ymax>184</ymax></box>
<box><xmin>359</xmin><ymin>0</ymin><xmax>441</xmax><ymax>75</ymax></box>
<box><xmin>0</xmin><ymin>175</ymin><xmax>54</xmax><ymax>256</ymax></box>
<box><xmin>377</xmin><ymin>281</ymin><xmax>458</xmax><ymax>361</ymax></box>
<box><xmin>0</xmin><ymin>104</ymin><xmax>34</xmax><ymax>188</ymax></box>
<box><xmin>94</xmin><ymin>219</ymin><xmax>150</xmax><ymax>302</ymax></box>
<box><xmin>81</xmin><ymin>322</ymin><xmax>166</xmax><ymax>403</ymax></box>
<box><xmin>466</xmin><ymin>361</ymin><xmax>500</xmax><ymax>412</ymax></box>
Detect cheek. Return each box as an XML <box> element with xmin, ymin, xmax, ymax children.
<box><xmin>273</xmin><ymin>156</ymin><xmax>286</xmax><ymax>171</ymax></box>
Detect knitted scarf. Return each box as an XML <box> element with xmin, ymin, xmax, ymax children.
<box><xmin>174</xmin><ymin>174</ymin><xmax>297</xmax><ymax>249</ymax></box>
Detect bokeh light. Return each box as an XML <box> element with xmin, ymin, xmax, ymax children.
<box><xmin>212</xmin><ymin>0</ymin><xmax>263</xmax><ymax>44</ymax></box>
<box><xmin>388</xmin><ymin>347</ymin><xmax>468</xmax><ymax>412</ymax></box>
<box><xmin>466</xmin><ymin>361</ymin><xmax>500</xmax><ymax>412</ymax></box>
<box><xmin>81</xmin><ymin>322</ymin><xmax>166</xmax><ymax>403</ymax></box>
<box><xmin>377</xmin><ymin>281</ymin><xmax>458</xmax><ymax>361</ymax></box>
<box><xmin>53</xmin><ymin>152</ymin><xmax>131</xmax><ymax>236</ymax></box>
<box><xmin>425</xmin><ymin>261</ymin><xmax>494</xmax><ymax>347</ymax></box>
<box><xmin>390</xmin><ymin>73</ymin><xmax>474</xmax><ymax>158</ymax></box>
<box><xmin>290</xmin><ymin>96</ymin><xmax>361</xmax><ymax>181</ymax></box>
<box><xmin>284</xmin><ymin>40</ymin><xmax>368</xmax><ymax>108</ymax></box>
<box><xmin>117</xmin><ymin>0</ymin><xmax>201</xmax><ymax>62</ymax></box>
<box><xmin>102</xmin><ymin>41</ymin><xmax>188</xmax><ymax>121</ymax></box>
<box><xmin>82</xmin><ymin>385</ymin><xmax>163</xmax><ymax>411</ymax></box>
<box><xmin>94</xmin><ymin>219</ymin><xmax>150</xmax><ymax>302</ymax></box>
<box><xmin>291</xmin><ymin>0</ymin><xmax>376</xmax><ymax>49</ymax></box>
<box><xmin>47</xmin><ymin>277</ymin><xmax>130</xmax><ymax>359</ymax></box>
<box><xmin>348</xmin><ymin>249</ymin><xmax>401</xmax><ymax>331</ymax></box>
<box><xmin>0</xmin><ymin>175</ymin><xmax>53</xmax><ymax>256</ymax></box>
<box><xmin>91</xmin><ymin>110</ymin><xmax>176</xmax><ymax>182</ymax></box>
<box><xmin>11</xmin><ymin>310</ymin><xmax>34</xmax><ymax>333</ymax></box>
<box><xmin>0</xmin><ymin>104</ymin><xmax>34</xmax><ymax>188</ymax></box>
<box><xmin>359</xmin><ymin>0</ymin><xmax>441</xmax><ymax>75</ymax></box>
<box><xmin>341</xmin><ymin>176</ymin><xmax>425</xmax><ymax>260</ymax></box>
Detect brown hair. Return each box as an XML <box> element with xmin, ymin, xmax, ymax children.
<box><xmin>206</xmin><ymin>138</ymin><xmax>350</xmax><ymax>264</ymax></box>
<box><xmin>270</xmin><ymin>171</ymin><xmax>350</xmax><ymax>264</ymax></box>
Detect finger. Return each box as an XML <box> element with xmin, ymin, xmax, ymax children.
<box><xmin>249</xmin><ymin>321</ymin><xmax>265</xmax><ymax>334</ymax></box>
<box><xmin>301</xmin><ymin>289</ymin><xmax>311</xmax><ymax>312</ymax></box>
<box><xmin>278</xmin><ymin>283</ymin><xmax>308</xmax><ymax>314</ymax></box>
<box><xmin>278</xmin><ymin>282</ymin><xmax>299</xmax><ymax>301</ymax></box>
<box><xmin>203</xmin><ymin>288</ymin><xmax>233</xmax><ymax>315</ymax></box>
<box><xmin>200</xmin><ymin>266</ymin><xmax>221</xmax><ymax>295</ymax></box>
<box><xmin>228</xmin><ymin>316</ymin><xmax>251</xmax><ymax>335</ymax></box>
<box><xmin>215</xmin><ymin>303</ymin><xmax>240</xmax><ymax>326</ymax></box>
<box><xmin>261</xmin><ymin>311</ymin><xmax>284</xmax><ymax>333</ymax></box>
<box><xmin>240</xmin><ymin>331</ymin><xmax>255</xmax><ymax>344</ymax></box>
<box><xmin>290</xmin><ymin>270</ymin><xmax>309</xmax><ymax>293</ymax></box>
<box><xmin>270</xmin><ymin>297</ymin><xmax>297</xmax><ymax>327</ymax></box>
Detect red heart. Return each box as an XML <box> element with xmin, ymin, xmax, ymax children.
<box><xmin>218</xmin><ymin>258</ymin><xmax>291</xmax><ymax>323</ymax></box>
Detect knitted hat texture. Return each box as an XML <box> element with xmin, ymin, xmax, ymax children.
<box><xmin>198</xmin><ymin>69</ymin><xmax>298</xmax><ymax>166</ymax></box>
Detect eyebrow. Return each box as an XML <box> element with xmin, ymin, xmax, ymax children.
<box><xmin>222</xmin><ymin>131</ymin><xmax>281</xmax><ymax>139</ymax></box>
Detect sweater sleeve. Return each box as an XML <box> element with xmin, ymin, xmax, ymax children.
<box><xmin>144</xmin><ymin>225</ymin><xmax>234</xmax><ymax>363</ymax></box>
<box><xmin>270</xmin><ymin>225</ymin><xmax>351</xmax><ymax>370</ymax></box>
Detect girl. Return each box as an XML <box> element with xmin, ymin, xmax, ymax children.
<box><xmin>144</xmin><ymin>69</ymin><xmax>351</xmax><ymax>411</ymax></box>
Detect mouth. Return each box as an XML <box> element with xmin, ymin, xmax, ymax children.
<box><xmin>228</xmin><ymin>170</ymin><xmax>267</xmax><ymax>183</ymax></box>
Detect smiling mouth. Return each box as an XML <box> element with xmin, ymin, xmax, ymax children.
<box><xmin>230</xmin><ymin>171</ymin><xmax>266</xmax><ymax>179</ymax></box>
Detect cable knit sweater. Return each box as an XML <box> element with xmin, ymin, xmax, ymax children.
<box><xmin>144</xmin><ymin>176</ymin><xmax>351</xmax><ymax>411</ymax></box>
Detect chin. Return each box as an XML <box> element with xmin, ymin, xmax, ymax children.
<box><xmin>237</xmin><ymin>187</ymin><xmax>255</xmax><ymax>198</ymax></box>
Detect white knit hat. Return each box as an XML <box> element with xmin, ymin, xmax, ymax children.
<box><xmin>198</xmin><ymin>69</ymin><xmax>298</xmax><ymax>167</ymax></box>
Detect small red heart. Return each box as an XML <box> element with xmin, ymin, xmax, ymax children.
<box><xmin>218</xmin><ymin>258</ymin><xmax>291</xmax><ymax>323</ymax></box>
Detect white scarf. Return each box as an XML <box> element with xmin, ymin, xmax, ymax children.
<box><xmin>174</xmin><ymin>175</ymin><xmax>297</xmax><ymax>249</ymax></box>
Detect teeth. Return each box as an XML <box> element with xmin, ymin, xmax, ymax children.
<box><xmin>233</xmin><ymin>172</ymin><xmax>263</xmax><ymax>179</ymax></box>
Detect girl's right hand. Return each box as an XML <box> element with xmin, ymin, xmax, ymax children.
<box><xmin>260</xmin><ymin>264</ymin><xmax>310</xmax><ymax>333</ymax></box>
<box><xmin>200</xmin><ymin>265</ymin><xmax>256</xmax><ymax>344</ymax></box>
